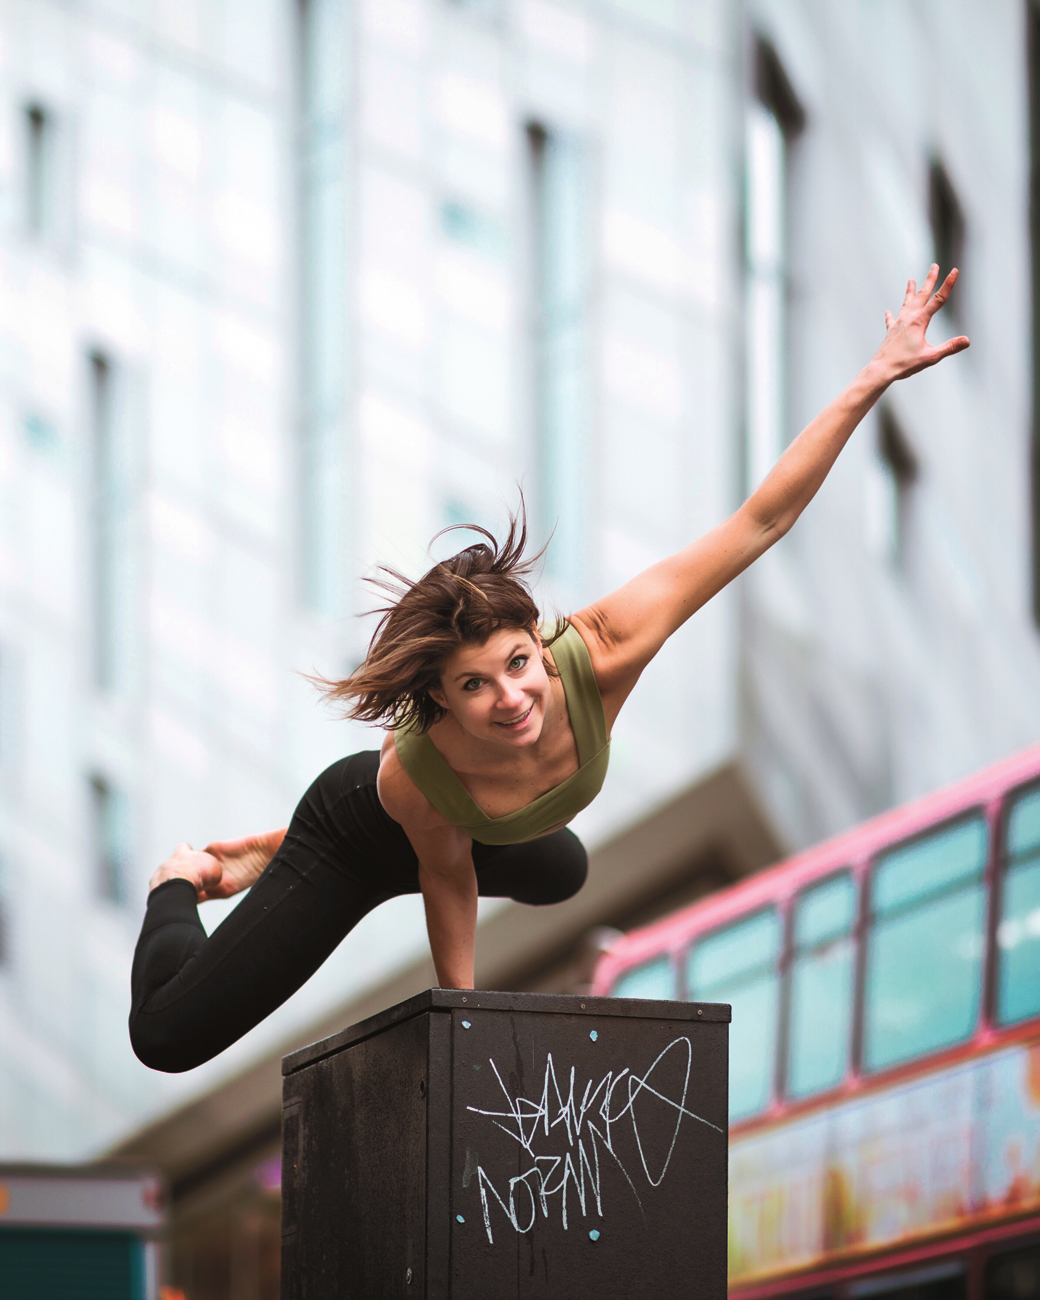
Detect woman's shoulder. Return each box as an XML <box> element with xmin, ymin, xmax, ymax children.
<box><xmin>377</xmin><ymin>731</ymin><xmax>451</xmax><ymax>832</ymax></box>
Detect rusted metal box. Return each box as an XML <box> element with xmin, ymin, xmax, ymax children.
<box><xmin>280</xmin><ymin>989</ymin><xmax>728</xmax><ymax>1299</ymax></box>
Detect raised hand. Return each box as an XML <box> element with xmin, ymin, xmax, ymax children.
<box><xmin>148</xmin><ymin>829</ymin><xmax>287</xmax><ymax>900</ymax></box>
<box><xmin>875</xmin><ymin>264</ymin><xmax>970</xmax><ymax>382</ymax></box>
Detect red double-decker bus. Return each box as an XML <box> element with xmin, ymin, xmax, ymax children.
<box><xmin>592</xmin><ymin>746</ymin><xmax>1040</xmax><ymax>1300</ymax></box>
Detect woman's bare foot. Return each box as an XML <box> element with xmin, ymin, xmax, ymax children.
<box><xmin>148</xmin><ymin>830</ymin><xmax>287</xmax><ymax>902</ymax></box>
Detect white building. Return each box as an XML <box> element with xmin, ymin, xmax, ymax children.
<box><xmin>0</xmin><ymin>0</ymin><xmax>1037</xmax><ymax>1283</ymax></box>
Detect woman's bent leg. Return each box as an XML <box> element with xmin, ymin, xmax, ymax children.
<box><xmin>130</xmin><ymin>752</ymin><xmax>412</xmax><ymax>1073</ymax></box>
<box><xmin>474</xmin><ymin>828</ymin><xmax>588</xmax><ymax>905</ymax></box>
<box><xmin>130</xmin><ymin>859</ymin><xmax>389</xmax><ymax>1073</ymax></box>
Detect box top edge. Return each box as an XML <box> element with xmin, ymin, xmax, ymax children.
<box><xmin>282</xmin><ymin>990</ymin><xmax>729</xmax><ymax>1074</ymax></box>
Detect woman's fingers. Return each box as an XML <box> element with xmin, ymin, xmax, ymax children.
<box><xmin>920</xmin><ymin>262</ymin><xmax>940</xmax><ymax>298</ymax></box>
<box><xmin>885</xmin><ymin>310</ymin><xmax>895</xmax><ymax>330</ymax></box>
<box><xmin>925</xmin><ymin>267</ymin><xmax>958</xmax><ymax>317</ymax></box>
<box><xmin>934</xmin><ymin>333</ymin><xmax>971</xmax><ymax>360</ymax></box>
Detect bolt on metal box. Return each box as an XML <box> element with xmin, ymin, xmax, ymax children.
<box><xmin>281</xmin><ymin>988</ymin><xmax>729</xmax><ymax>1299</ymax></box>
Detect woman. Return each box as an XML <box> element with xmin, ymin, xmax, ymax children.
<box><xmin>131</xmin><ymin>266</ymin><xmax>968</xmax><ymax>1072</ymax></box>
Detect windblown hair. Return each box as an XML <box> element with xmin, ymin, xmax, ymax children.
<box><xmin>323</xmin><ymin>502</ymin><xmax>563</xmax><ymax>733</ymax></box>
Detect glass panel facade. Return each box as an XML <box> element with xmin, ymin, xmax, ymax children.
<box><xmin>787</xmin><ymin>873</ymin><xmax>855</xmax><ymax>1099</ymax></box>
<box><xmin>864</xmin><ymin>816</ymin><xmax>987</xmax><ymax>1071</ymax></box>
<box><xmin>529</xmin><ymin>125</ymin><xmax>589</xmax><ymax>591</ymax></box>
<box><xmin>687</xmin><ymin>909</ymin><xmax>780</xmax><ymax>1121</ymax></box>
<box><xmin>299</xmin><ymin>0</ymin><xmax>348</xmax><ymax>616</ymax></box>
<box><xmin>611</xmin><ymin>955</ymin><xmax>675</xmax><ymax>1000</ymax></box>
<box><xmin>90</xmin><ymin>354</ymin><xmax>133</xmax><ymax>694</ymax></box>
<box><xmin>998</xmin><ymin>785</ymin><xmax>1040</xmax><ymax>1025</ymax></box>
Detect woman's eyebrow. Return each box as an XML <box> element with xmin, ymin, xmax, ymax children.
<box><xmin>452</xmin><ymin>643</ymin><xmax>529</xmax><ymax>681</ymax></box>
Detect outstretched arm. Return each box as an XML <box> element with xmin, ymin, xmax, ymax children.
<box><xmin>572</xmin><ymin>265</ymin><xmax>969</xmax><ymax>719</ymax></box>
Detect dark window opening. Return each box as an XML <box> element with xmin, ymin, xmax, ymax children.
<box><xmin>986</xmin><ymin>1242</ymin><xmax>1040</xmax><ymax>1300</ymax></box>
<box><xmin>928</xmin><ymin>158</ymin><xmax>965</xmax><ymax>317</ymax></box>
<box><xmin>754</xmin><ymin>37</ymin><xmax>806</xmax><ymax>139</ymax></box>
<box><xmin>878</xmin><ymin>407</ymin><xmax>919</xmax><ymax>570</ymax></box>
<box><xmin>91</xmin><ymin>775</ymin><xmax>132</xmax><ymax>906</ymax></box>
<box><xmin>25</xmin><ymin>103</ymin><xmax>55</xmax><ymax>239</ymax></box>
<box><xmin>848</xmin><ymin>1262</ymin><xmax>966</xmax><ymax>1300</ymax></box>
<box><xmin>526</xmin><ymin>119</ymin><xmax>590</xmax><ymax>590</ymax></box>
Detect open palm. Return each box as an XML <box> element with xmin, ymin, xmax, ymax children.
<box><xmin>876</xmin><ymin>263</ymin><xmax>970</xmax><ymax>381</ymax></box>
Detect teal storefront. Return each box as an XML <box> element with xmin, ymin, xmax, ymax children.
<box><xmin>0</xmin><ymin>1166</ymin><xmax>164</xmax><ymax>1300</ymax></box>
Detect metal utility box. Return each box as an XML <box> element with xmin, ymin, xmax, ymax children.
<box><xmin>281</xmin><ymin>989</ymin><xmax>728</xmax><ymax>1300</ymax></box>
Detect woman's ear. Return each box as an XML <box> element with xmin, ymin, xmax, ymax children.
<box><xmin>428</xmin><ymin>684</ymin><xmax>448</xmax><ymax>710</ymax></box>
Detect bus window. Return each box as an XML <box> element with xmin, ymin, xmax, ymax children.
<box><xmin>611</xmin><ymin>954</ymin><xmax>676</xmax><ymax>1000</ymax></box>
<box><xmin>997</xmin><ymin>785</ymin><xmax>1040</xmax><ymax>1025</ymax></box>
<box><xmin>985</xmin><ymin>1242</ymin><xmax>1040</xmax><ymax>1300</ymax></box>
<box><xmin>686</xmin><ymin>908</ymin><xmax>781</xmax><ymax>1121</ymax></box>
<box><xmin>864</xmin><ymin>815</ymin><xmax>988</xmax><ymax>1072</ymax></box>
<box><xmin>786</xmin><ymin>871</ymin><xmax>856</xmax><ymax>1099</ymax></box>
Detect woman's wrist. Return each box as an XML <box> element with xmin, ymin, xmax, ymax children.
<box><xmin>858</xmin><ymin>356</ymin><xmax>897</xmax><ymax>400</ymax></box>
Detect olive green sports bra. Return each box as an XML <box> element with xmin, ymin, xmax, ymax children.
<box><xmin>393</xmin><ymin>622</ymin><xmax>610</xmax><ymax>845</ymax></box>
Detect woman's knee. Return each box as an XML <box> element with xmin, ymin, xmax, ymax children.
<box><xmin>517</xmin><ymin>830</ymin><xmax>588</xmax><ymax>905</ymax></box>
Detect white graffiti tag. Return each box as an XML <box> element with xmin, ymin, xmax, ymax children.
<box><xmin>465</xmin><ymin>1037</ymin><xmax>723</xmax><ymax>1244</ymax></box>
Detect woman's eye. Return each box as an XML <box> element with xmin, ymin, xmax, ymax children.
<box><xmin>463</xmin><ymin>678</ymin><xmax>482</xmax><ymax>692</ymax></box>
<box><xmin>510</xmin><ymin>656</ymin><xmax>528</xmax><ymax>671</ymax></box>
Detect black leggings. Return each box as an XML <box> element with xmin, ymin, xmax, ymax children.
<box><xmin>129</xmin><ymin>751</ymin><xmax>588</xmax><ymax>1073</ymax></box>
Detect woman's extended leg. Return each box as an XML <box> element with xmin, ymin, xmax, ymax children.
<box><xmin>130</xmin><ymin>753</ymin><xmax>412</xmax><ymax>1073</ymax></box>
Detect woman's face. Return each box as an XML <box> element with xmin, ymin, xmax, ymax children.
<box><xmin>429</xmin><ymin>627</ymin><xmax>551</xmax><ymax>748</ymax></box>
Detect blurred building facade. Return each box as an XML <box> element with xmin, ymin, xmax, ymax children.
<box><xmin>0</xmin><ymin>0</ymin><xmax>1038</xmax><ymax>1289</ymax></box>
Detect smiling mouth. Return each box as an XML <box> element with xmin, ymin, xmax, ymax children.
<box><xmin>496</xmin><ymin>705</ymin><xmax>533</xmax><ymax>728</ymax></box>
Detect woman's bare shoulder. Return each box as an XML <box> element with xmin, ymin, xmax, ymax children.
<box><xmin>376</xmin><ymin>731</ymin><xmax>450</xmax><ymax>833</ymax></box>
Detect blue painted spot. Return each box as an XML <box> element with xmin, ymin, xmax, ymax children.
<box><xmin>461</xmin><ymin>1020</ymin><xmax>471</xmax><ymax>1029</ymax></box>
<box><xmin>589</xmin><ymin>1030</ymin><xmax>598</xmax><ymax>1042</ymax></box>
<box><xmin>456</xmin><ymin>1214</ymin><xmax>465</xmax><ymax>1224</ymax></box>
<box><xmin>589</xmin><ymin>1229</ymin><xmax>600</xmax><ymax>1241</ymax></box>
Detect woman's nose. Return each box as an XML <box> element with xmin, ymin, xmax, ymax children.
<box><xmin>496</xmin><ymin>681</ymin><xmax>525</xmax><ymax>709</ymax></box>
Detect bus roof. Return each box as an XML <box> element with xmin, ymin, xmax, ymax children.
<box><xmin>594</xmin><ymin>742</ymin><xmax>1040</xmax><ymax>987</ymax></box>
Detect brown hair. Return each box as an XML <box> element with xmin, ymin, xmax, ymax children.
<box><xmin>323</xmin><ymin>502</ymin><xmax>564</xmax><ymax>733</ymax></box>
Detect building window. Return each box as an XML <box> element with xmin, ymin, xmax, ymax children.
<box><xmin>89</xmin><ymin>352</ymin><xmax>133</xmax><ymax>693</ymax></box>
<box><xmin>527</xmin><ymin>122</ymin><xmax>591</xmax><ymax>592</ymax></box>
<box><xmin>25</xmin><ymin>102</ymin><xmax>60</xmax><ymax>240</ymax></box>
<box><xmin>91</xmin><ymin>776</ymin><xmax>132</xmax><ymax>906</ymax></box>
<box><xmin>745</xmin><ymin>38</ymin><xmax>804</xmax><ymax>493</ymax></box>
<box><xmin>996</xmin><ymin>784</ymin><xmax>1040</xmax><ymax>1026</ymax></box>
<box><xmin>786</xmin><ymin>872</ymin><xmax>856</xmax><ymax>1099</ymax></box>
<box><xmin>867</xmin><ymin>406</ymin><xmax>918</xmax><ymax>571</ymax></box>
<box><xmin>928</xmin><ymin>158</ymin><xmax>965</xmax><ymax>322</ymax></box>
<box><xmin>610</xmin><ymin>955</ymin><xmax>676</xmax><ymax>1000</ymax></box>
<box><xmin>686</xmin><ymin>908</ymin><xmax>781</xmax><ymax>1121</ymax></box>
<box><xmin>863</xmin><ymin>815</ymin><xmax>987</xmax><ymax>1072</ymax></box>
<box><xmin>298</xmin><ymin>0</ymin><xmax>349</xmax><ymax>617</ymax></box>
